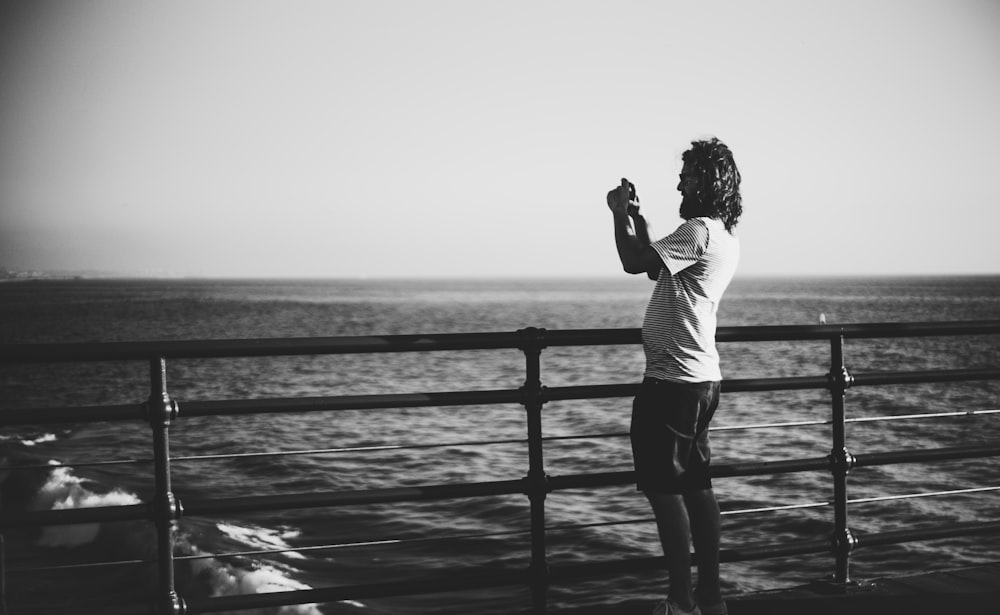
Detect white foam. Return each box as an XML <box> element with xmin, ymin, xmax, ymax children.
<box><xmin>217</xmin><ymin>521</ymin><xmax>306</xmax><ymax>560</ymax></box>
<box><xmin>0</xmin><ymin>432</ymin><xmax>58</xmax><ymax>446</ymax></box>
<box><xmin>192</xmin><ymin>557</ymin><xmax>325</xmax><ymax>615</ymax></box>
<box><xmin>207</xmin><ymin>521</ymin><xmax>370</xmax><ymax>612</ymax></box>
<box><xmin>34</xmin><ymin>464</ymin><xmax>141</xmax><ymax>547</ymax></box>
<box><xmin>22</xmin><ymin>433</ymin><xmax>58</xmax><ymax>446</ymax></box>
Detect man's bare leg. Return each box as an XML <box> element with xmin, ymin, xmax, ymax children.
<box><xmin>685</xmin><ymin>488</ymin><xmax>723</xmax><ymax>607</ymax></box>
<box><xmin>645</xmin><ymin>491</ymin><xmax>696</xmax><ymax>610</ymax></box>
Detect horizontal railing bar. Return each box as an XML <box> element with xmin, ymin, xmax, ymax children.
<box><xmin>0</xmin><ymin>331</ymin><xmax>530</xmax><ymax>363</ymax></box>
<box><xmin>847</xmin><ymin>408</ymin><xmax>1000</xmax><ymax>424</ymax></box>
<box><xmin>543</xmin><ymin>377</ymin><xmax>832</xmax><ymax>400</ymax></box>
<box><xmin>714</xmin><ymin>408</ymin><xmax>1000</xmax><ymax>432</ymax></box>
<box><xmin>855</xmin><ymin>519</ymin><xmax>1000</xmax><ymax>548</ymax></box>
<box><xmin>182</xmin><ymin>389</ymin><xmax>526</xmax><ymax>417</ymax></box>
<box><xmin>182</xmin><ymin>478</ymin><xmax>527</xmax><ymax>517</ymax></box>
<box><xmin>0</xmin><ymin>503</ymin><xmax>149</xmax><ymax>529</ymax></box>
<box><xmin>1</xmin><ymin>435</ymin><xmax>535</xmax><ymax>471</ymax></box>
<box><xmin>850</xmin><ymin>485</ymin><xmax>1000</xmax><ymax>504</ymax></box>
<box><xmin>2</xmin><ymin>320</ymin><xmax>997</xmax><ymax>364</ymax></box>
<box><xmin>854</xmin><ymin>444</ymin><xmax>1000</xmax><ymax>467</ymax></box>
<box><xmin>714</xmin><ymin>320</ymin><xmax>1000</xmax><ymax>342</ymax></box>
<box><xmin>853</xmin><ymin>368</ymin><xmax>1000</xmax><ymax>386</ymax></box>
<box><xmin>0</xmin><ymin>404</ymin><xmax>140</xmax><ymax>426</ymax></box>
<box><xmin>4</xmin><ymin>558</ymin><xmax>150</xmax><ymax>574</ymax></box>
<box><xmin>0</xmin><ymin>390</ymin><xmax>528</xmax><ymax>425</ymax></box>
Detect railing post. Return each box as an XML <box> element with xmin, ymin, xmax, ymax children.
<box><xmin>518</xmin><ymin>327</ymin><xmax>549</xmax><ymax>613</ymax></box>
<box><xmin>145</xmin><ymin>358</ymin><xmax>185</xmax><ymax>615</ymax></box>
<box><xmin>826</xmin><ymin>334</ymin><xmax>857</xmax><ymax>584</ymax></box>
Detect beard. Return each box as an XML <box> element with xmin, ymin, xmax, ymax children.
<box><xmin>679</xmin><ymin>194</ymin><xmax>705</xmax><ymax>220</ymax></box>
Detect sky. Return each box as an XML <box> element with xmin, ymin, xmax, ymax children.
<box><xmin>1</xmin><ymin>0</ymin><xmax>999</xmax><ymax>279</ymax></box>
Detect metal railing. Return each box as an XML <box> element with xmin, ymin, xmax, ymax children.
<box><xmin>1</xmin><ymin>320</ymin><xmax>999</xmax><ymax>614</ymax></box>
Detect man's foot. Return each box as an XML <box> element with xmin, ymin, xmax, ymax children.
<box><xmin>694</xmin><ymin>589</ymin><xmax>727</xmax><ymax>614</ymax></box>
<box><xmin>652</xmin><ymin>598</ymin><xmax>702</xmax><ymax>615</ymax></box>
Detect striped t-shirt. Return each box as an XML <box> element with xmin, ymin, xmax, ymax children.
<box><xmin>642</xmin><ymin>216</ymin><xmax>740</xmax><ymax>383</ymax></box>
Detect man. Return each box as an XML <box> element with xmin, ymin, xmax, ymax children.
<box><xmin>607</xmin><ymin>137</ymin><xmax>742</xmax><ymax>615</ymax></box>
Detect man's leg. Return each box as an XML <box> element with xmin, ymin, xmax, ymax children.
<box><xmin>645</xmin><ymin>490</ymin><xmax>696</xmax><ymax>611</ymax></box>
<box><xmin>685</xmin><ymin>488</ymin><xmax>723</xmax><ymax>607</ymax></box>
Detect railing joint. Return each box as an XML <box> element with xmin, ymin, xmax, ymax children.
<box><xmin>826</xmin><ymin>366</ymin><xmax>854</xmax><ymax>392</ymax></box>
<box><xmin>830</xmin><ymin>527</ymin><xmax>859</xmax><ymax>554</ymax></box>
<box><xmin>143</xmin><ymin>397</ymin><xmax>180</xmax><ymax>426</ymax></box>
<box><xmin>145</xmin><ymin>493</ymin><xmax>184</xmax><ymax>533</ymax></box>
<box><xmin>828</xmin><ymin>446</ymin><xmax>857</xmax><ymax>475</ymax></box>
<box><xmin>518</xmin><ymin>384</ymin><xmax>549</xmax><ymax>407</ymax></box>
<box><xmin>520</xmin><ymin>471</ymin><xmax>552</xmax><ymax>498</ymax></box>
<box><xmin>516</xmin><ymin>326</ymin><xmax>548</xmax><ymax>352</ymax></box>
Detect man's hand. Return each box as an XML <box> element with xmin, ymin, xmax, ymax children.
<box><xmin>607</xmin><ymin>178</ymin><xmax>634</xmax><ymax>215</ymax></box>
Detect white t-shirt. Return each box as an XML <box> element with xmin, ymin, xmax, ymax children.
<box><xmin>642</xmin><ymin>217</ymin><xmax>740</xmax><ymax>382</ymax></box>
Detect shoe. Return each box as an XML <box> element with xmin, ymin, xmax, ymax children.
<box><xmin>652</xmin><ymin>598</ymin><xmax>702</xmax><ymax>615</ymax></box>
<box><xmin>698</xmin><ymin>601</ymin><xmax>727</xmax><ymax>615</ymax></box>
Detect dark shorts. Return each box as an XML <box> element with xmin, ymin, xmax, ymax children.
<box><xmin>629</xmin><ymin>378</ymin><xmax>721</xmax><ymax>494</ymax></box>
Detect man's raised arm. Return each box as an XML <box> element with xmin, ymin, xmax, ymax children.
<box><xmin>609</xmin><ymin>179</ymin><xmax>662</xmax><ymax>279</ymax></box>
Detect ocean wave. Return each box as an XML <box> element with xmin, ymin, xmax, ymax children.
<box><xmin>189</xmin><ymin>556</ymin><xmax>325</xmax><ymax>615</ymax></box>
<box><xmin>35</xmin><ymin>463</ymin><xmax>142</xmax><ymax>547</ymax></box>
<box><xmin>0</xmin><ymin>432</ymin><xmax>60</xmax><ymax>447</ymax></box>
<box><xmin>217</xmin><ymin>520</ymin><xmax>307</xmax><ymax>560</ymax></box>
<box><xmin>4</xmin><ymin>460</ymin><xmax>345</xmax><ymax>613</ymax></box>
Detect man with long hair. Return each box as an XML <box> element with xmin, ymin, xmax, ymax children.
<box><xmin>607</xmin><ymin>137</ymin><xmax>742</xmax><ymax>615</ymax></box>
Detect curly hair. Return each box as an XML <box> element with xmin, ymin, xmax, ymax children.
<box><xmin>682</xmin><ymin>137</ymin><xmax>742</xmax><ymax>233</ymax></box>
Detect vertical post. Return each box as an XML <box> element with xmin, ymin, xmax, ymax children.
<box><xmin>518</xmin><ymin>328</ymin><xmax>549</xmax><ymax>613</ymax></box>
<box><xmin>146</xmin><ymin>358</ymin><xmax>184</xmax><ymax>615</ymax></box>
<box><xmin>827</xmin><ymin>335</ymin><xmax>856</xmax><ymax>583</ymax></box>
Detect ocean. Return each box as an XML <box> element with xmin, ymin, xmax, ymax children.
<box><xmin>0</xmin><ymin>275</ymin><xmax>998</xmax><ymax>614</ymax></box>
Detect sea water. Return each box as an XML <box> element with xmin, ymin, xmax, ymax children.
<box><xmin>0</xmin><ymin>276</ymin><xmax>998</xmax><ymax>613</ymax></box>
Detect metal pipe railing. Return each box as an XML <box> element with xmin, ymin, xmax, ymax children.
<box><xmin>3</xmin><ymin>320</ymin><xmax>997</xmax><ymax>365</ymax></box>
<box><xmin>1</xmin><ymin>320</ymin><xmax>998</xmax><ymax>614</ymax></box>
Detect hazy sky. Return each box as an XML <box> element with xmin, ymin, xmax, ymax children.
<box><xmin>2</xmin><ymin>0</ymin><xmax>999</xmax><ymax>278</ymax></box>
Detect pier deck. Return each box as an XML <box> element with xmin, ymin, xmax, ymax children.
<box><xmin>554</xmin><ymin>562</ymin><xmax>1000</xmax><ymax>614</ymax></box>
